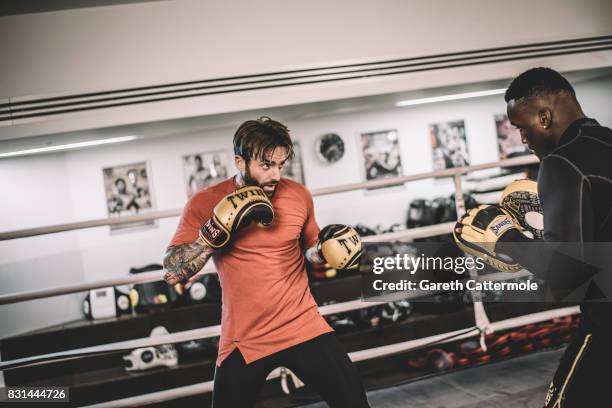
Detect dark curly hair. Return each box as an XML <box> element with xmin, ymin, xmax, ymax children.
<box><xmin>505</xmin><ymin>67</ymin><xmax>575</xmax><ymax>103</ymax></box>
<box><xmin>233</xmin><ymin>116</ymin><xmax>295</xmax><ymax>163</ymax></box>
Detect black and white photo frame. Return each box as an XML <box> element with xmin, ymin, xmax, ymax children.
<box><xmin>360</xmin><ymin>129</ymin><xmax>403</xmax><ymax>191</ymax></box>
<box><xmin>182</xmin><ymin>150</ymin><xmax>230</xmax><ymax>197</ymax></box>
<box><xmin>102</xmin><ymin>161</ymin><xmax>155</xmax><ymax>231</ymax></box>
<box><xmin>430</xmin><ymin>120</ymin><xmax>470</xmax><ymax>171</ymax></box>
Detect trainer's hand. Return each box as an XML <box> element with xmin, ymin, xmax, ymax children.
<box><xmin>317</xmin><ymin>224</ymin><xmax>363</xmax><ymax>270</ymax></box>
<box><xmin>200</xmin><ymin>185</ymin><xmax>274</xmax><ymax>249</ymax></box>
<box><xmin>453</xmin><ymin>204</ymin><xmax>524</xmax><ymax>272</ymax></box>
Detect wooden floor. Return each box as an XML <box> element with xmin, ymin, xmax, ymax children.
<box><xmin>299</xmin><ymin>347</ymin><xmax>564</xmax><ymax>408</ymax></box>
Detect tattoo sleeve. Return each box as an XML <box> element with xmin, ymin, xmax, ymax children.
<box><xmin>163</xmin><ymin>236</ymin><xmax>216</xmax><ymax>283</ymax></box>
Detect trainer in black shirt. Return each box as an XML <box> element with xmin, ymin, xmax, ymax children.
<box><xmin>504</xmin><ymin>68</ymin><xmax>611</xmax><ymax>408</ymax></box>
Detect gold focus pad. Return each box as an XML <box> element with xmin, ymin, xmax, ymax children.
<box><xmin>458</xmin><ymin>206</ymin><xmax>516</xmax><ymax>252</ymax></box>
<box><xmin>453</xmin><ymin>205</ymin><xmax>522</xmax><ymax>273</ymax></box>
<box><xmin>454</xmin><ymin>238</ymin><xmax>521</xmax><ymax>273</ymax></box>
<box><xmin>319</xmin><ymin>226</ymin><xmax>363</xmax><ymax>270</ymax></box>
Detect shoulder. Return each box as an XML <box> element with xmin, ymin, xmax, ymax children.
<box><xmin>549</xmin><ymin>123</ymin><xmax>611</xmax><ymax>177</ymax></box>
<box><xmin>577</xmin><ymin>122</ymin><xmax>612</xmax><ymax>147</ymax></box>
<box><xmin>279</xmin><ymin>178</ymin><xmax>312</xmax><ymax>199</ymax></box>
<box><xmin>540</xmin><ymin>154</ymin><xmax>584</xmax><ymax>178</ymax></box>
<box><xmin>555</xmin><ymin>121</ymin><xmax>612</xmax><ymax>156</ymax></box>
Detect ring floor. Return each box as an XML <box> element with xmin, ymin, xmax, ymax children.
<box><xmin>299</xmin><ymin>347</ymin><xmax>564</xmax><ymax>408</ymax></box>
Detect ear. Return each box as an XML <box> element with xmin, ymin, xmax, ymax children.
<box><xmin>235</xmin><ymin>155</ymin><xmax>246</xmax><ymax>173</ymax></box>
<box><xmin>538</xmin><ymin>108</ymin><xmax>552</xmax><ymax>129</ymax></box>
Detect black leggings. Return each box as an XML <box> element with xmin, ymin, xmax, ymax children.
<box><xmin>212</xmin><ymin>332</ymin><xmax>370</xmax><ymax>408</ymax></box>
<box><xmin>543</xmin><ymin>326</ymin><xmax>611</xmax><ymax>407</ymax></box>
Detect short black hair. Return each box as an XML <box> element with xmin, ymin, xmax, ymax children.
<box><xmin>233</xmin><ymin>116</ymin><xmax>294</xmax><ymax>162</ymax></box>
<box><xmin>504</xmin><ymin>67</ymin><xmax>575</xmax><ymax>102</ymax></box>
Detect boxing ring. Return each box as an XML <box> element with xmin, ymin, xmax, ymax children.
<box><xmin>0</xmin><ymin>154</ymin><xmax>578</xmax><ymax>407</ymax></box>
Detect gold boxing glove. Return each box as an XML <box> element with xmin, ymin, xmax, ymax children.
<box><xmin>317</xmin><ymin>224</ymin><xmax>363</xmax><ymax>270</ymax></box>
<box><xmin>499</xmin><ymin>179</ymin><xmax>543</xmax><ymax>240</ymax></box>
<box><xmin>199</xmin><ymin>185</ymin><xmax>274</xmax><ymax>249</ymax></box>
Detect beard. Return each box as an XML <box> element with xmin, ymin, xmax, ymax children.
<box><xmin>242</xmin><ymin>165</ymin><xmax>258</xmax><ymax>187</ymax></box>
<box><xmin>243</xmin><ymin>165</ymin><xmax>278</xmax><ymax>198</ymax></box>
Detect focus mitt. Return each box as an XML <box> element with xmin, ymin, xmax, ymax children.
<box><xmin>453</xmin><ymin>204</ymin><xmax>523</xmax><ymax>272</ymax></box>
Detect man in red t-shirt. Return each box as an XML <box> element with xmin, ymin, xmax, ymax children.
<box><xmin>164</xmin><ymin>117</ymin><xmax>369</xmax><ymax>407</ymax></box>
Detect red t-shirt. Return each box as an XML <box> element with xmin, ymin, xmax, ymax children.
<box><xmin>170</xmin><ymin>177</ymin><xmax>333</xmax><ymax>366</ymax></box>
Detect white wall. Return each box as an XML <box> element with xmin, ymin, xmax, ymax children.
<box><xmin>0</xmin><ymin>154</ymin><xmax>84</xmax><ymax>338</ymax></box>
<box><xmin>2</xmin><ymin>74</ymin><xmax>611</xmax><ymax>338</ymax></box>
<box><xmin>2</xmin><ymin>0</ymin><xmax>611</xmax><ymax>97</ymax></box>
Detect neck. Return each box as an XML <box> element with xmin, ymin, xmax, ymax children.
<box><xmin>554</xmin><ymin>110</ymin><xmax>586</xmax><ymax>145</ymax></box>
<box><xmin>550</xmin><ymin>93</ymin><xmax>586</xmax><ymax>145</ymax></box>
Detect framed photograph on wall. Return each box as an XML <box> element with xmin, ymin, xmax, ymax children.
<box><xmin>430</xmin><ymin>120</ymin><xmax>470</xmax><ymax>171</ymax></box>
<box><xmin>495</xmin><ymin>113</ymin><xmax>530</xmax><ymax>160</ymax></box>
<box><xmin>182</xmin><ymin>150</ymin><xmax>230</xmax><ymax>197</ymax></box>
<box><xmin>281</xmin><ymin>141</ymin><xmax>305</xmax><ymax>184</ymax></box>
<box><xmin>360</xmin><ymin>129</ymin><xmax>403</xmax><ymax>190</ymax></box>
<box><xmin>103</xmin><ymin>161</ymin><xmax>155</xmax><ymax>231</ymax></box>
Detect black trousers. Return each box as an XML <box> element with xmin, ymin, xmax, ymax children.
<box><xmin>212</xmin><ymin>332</ymin><xmax>370</xmax><ymax>408</ymax></box>
<box><xmin>543</xmin><ymin>325</ymin><xmax>611</xmax><ymax>407</ymax></box>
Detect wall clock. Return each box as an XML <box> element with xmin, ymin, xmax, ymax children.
<box><xmin>315</xmin><ymin>133</ymin><xmax>345</xmax><ymax>163</ymax></box>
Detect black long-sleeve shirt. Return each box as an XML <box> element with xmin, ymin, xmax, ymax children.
<box><xmin>501</xmin><ymin>118</ymin><xmax>612</xmax><ymax>330</ymax></box>
<box><xmin>539</xmin><ymin>118</ymin><xmax>612</xmax><ymax>243</ymax></box>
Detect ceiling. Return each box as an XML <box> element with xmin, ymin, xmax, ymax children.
<box><xmin>0</xmin><ymin>0</ymin><xmax>167</xmax><ymax>16</ymax></box>
<box><xmin>1</xmin><ymin>66</ymin><xmax>610</xmax><ymax>157</ymax></box>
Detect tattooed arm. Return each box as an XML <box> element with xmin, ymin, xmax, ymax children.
<box><xmin>163</xmin><ymin>236</ymin><xmax>216</xmax><ymax>285</ymax></box>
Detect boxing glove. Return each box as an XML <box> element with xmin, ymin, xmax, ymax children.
<box><xmin>499</xmin><ymin>179</ymin><xmax>543</xmax><ymax>240</ymax></box>
<box><xmin>317</xmin><ymin>224</ymin><xmax>363</xmax><ymax>270</ymax></box>
<box><xmin>200</xmin><ymin>185</ymin><xmax>274</xmax><ymax>249</ymax></box>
